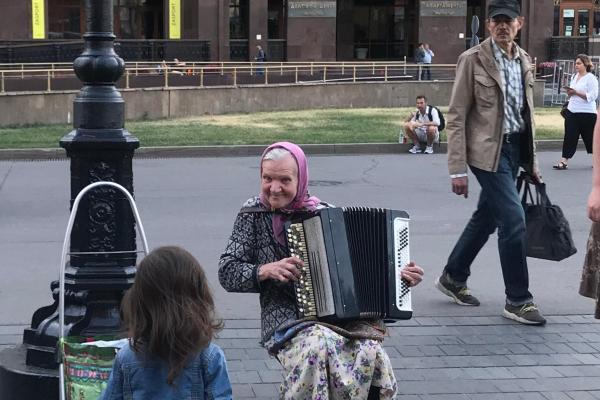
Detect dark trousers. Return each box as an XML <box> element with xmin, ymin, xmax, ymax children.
<box><xmin>444</xmin><ymin>140</ymin><xmax>533</xmax><ymax>304</ymax></box>
<box><xmin>420</xmin><ymin>64</ymin><xmax>431</xmax><ymax>80</ymax></box>
<box><xmin>562</xmin><ymin>110</ymin><xmax>596</xmax><ymax>158</ymax></box>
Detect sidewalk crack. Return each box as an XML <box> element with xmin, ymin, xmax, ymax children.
<box><xmin>0</xmin><ymin>162</ymin><xmax>13</xmax><ymax>194</ymax></box>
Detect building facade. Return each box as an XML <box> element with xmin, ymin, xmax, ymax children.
<box><xmin>554</xmin><ymin>0</ymin><xmax>600</xmax><ymax>37</ymax></box>
<box><xmin>0</xmin><ymin>0</ymin><xmax>554</xmax><ymax>63</ymax></box>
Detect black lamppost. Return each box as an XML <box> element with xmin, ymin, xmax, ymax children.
<box><xmin>0</xmin><ymin>1</ymin><xmax>139</xmax><ymax>398</ymax></box>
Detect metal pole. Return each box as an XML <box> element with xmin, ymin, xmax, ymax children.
<box><xmin>22</xmin><ymin>0</ymin><xmax>140</xmax><ymax>371</ymax></box>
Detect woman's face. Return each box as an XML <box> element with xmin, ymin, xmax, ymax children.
<box><xmin>261</xmin><ymin>154</ymin><xmax>298</xmax><ymax>210</ymax></box>
<box><xmin>575</xmin><ymin>58</ymin><xmax>586</xmax><ymax>74</ymax></box>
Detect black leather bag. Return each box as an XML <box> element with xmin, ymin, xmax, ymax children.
<box><xmin>517</xmin><ymin>173</ymin><xmax>577</xmax><ymax>261</ymax></box>
<box><xmin>560</xmin><ymin>101</ymin><xmax>569</xmax><ymax>119</ymax></box>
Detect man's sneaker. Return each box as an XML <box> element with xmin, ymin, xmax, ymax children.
<box><xmin>408</xmin><ymin>145</ymin><xmax>421</xmax><ymax>154</ymax></box>
<box><xmin>435</xmin><ymin>274</ymin><xmax>480</xmax><ymax>306</ymax></box>
<box><xmin>502</xmin><ymin>302</ymin><xmax>546</xmax><ymax>325</ymax></box>
<box><xmin>424</xmin><ymin>146</ymin><xmax>434</xmax><ymax>154</ymax></box>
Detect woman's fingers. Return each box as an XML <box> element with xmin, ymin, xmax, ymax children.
<box><xmin>401</xmin><ymin>262</ymin><xmax>424</xmax><ymax>286</ymax></box>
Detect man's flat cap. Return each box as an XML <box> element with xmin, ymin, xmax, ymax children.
<box><xmin>488</xmin><ymin>0</ymin><xmax>521</xmax><ymax>19</ymax></box>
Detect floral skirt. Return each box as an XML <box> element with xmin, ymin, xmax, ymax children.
<box><xmin>276</xmin><ymin>325</ymin><xmax>397</xmax><ymax>400</ymax></box>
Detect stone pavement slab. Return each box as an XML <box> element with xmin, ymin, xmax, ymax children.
<box><xmin>5</xmin><ymin>316</ymin><xmax>599</xmax><ymax>399</ymax></box>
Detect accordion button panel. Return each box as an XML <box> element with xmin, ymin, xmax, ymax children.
<box><xmin>394</xmin><ymin>217</ymin><xmax>412</xmax><ymax>312</ymax></box>
<box><xmin>287</xmin><ymin>225</ymin><xmax>317</xmax><ymax>317</ymax></box>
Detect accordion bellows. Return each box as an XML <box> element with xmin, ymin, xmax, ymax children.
<box><xmin>286</xmin><ymin>207</ymin><xmax>412</xmax><ymax>322</ymax></box>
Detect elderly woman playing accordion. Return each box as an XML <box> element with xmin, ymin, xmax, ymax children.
<box><xmin>218</xmin><ymin>141</ymin><xmax>424</xmax><ymax>399</ymax></box>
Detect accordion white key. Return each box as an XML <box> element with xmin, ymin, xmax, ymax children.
<box><xmin>286</xmin><ymin>207</ymin><xmax>412</xmax><ymax>322</ymax></box>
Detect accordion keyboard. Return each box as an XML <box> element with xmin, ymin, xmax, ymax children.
<box><xmin>394</xmin><ymin>216</ymin><xmax>412</xmax><ymax>311</ymax></box>
<box><xmin>286</xmin><ymin>223</ymin><xmax>317</xmax><ymax>317</ymax></box>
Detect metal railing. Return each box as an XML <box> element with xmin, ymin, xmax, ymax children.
<box><xmin>0</xmin><ymin>60</ymin><xmax>461</xmax><ymax>94</ymax></box>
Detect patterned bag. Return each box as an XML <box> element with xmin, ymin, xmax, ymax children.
<box><xmin>61</xmin><ymin>336</ymin><xmax>127</xmax><ymax>400</ymax></box>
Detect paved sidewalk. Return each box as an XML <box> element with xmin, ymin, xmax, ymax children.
<box><xmin>207</xmin><ymin>316</ymin><xmax>600</xmax><ymax>399</ymax></box>
<box><xmin>2</xmin><ymin>153</ymin><xmax>599</xmax><ymax>399</ymax></box>
<box><xmin>3</xmin><ymin>315</ymin><xmax>600</xmax><ymax>399</ymax></box>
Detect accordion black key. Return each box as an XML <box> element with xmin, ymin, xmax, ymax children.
<box><xmin>285</xmin><ymin>207</ymin><xmax>412</xmax><ymax>322</ymax></box>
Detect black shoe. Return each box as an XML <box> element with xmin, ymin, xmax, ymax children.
<box><xmin>435</xmin><ymin>273</ymin><xmax>480</xmax><ymax>306</ymax></box>
<box><xmin>502</xmin><ymin>302</ymin><xmax>546</xmax><ymax>325</ymax></box>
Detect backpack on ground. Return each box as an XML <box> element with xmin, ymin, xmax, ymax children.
<box><xmin>427</xmin><ymin>105</ymin><xmax>445</xmax><ymax>132</ymax></box>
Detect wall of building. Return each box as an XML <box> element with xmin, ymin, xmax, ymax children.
<box><xmin>0</xmin><ymin>0</ymin><xmax>32</xmax><ymax>40</ymax></box>
<box><xmin>196</xmin><ymin>0</ymin><xmax>219</xmax><ymax>60</ymax></box>
<box><xmin>520</xmin><ymin>0</ymin><xmax>555</xmax><ymax>62</ymax></box>
<box><xmin>287</xmin><ymin>17</ymin><xmax>337</xmax><ymax>61</ymax></box>
<box><xmin>0</xmin><ymin>80</ymin><xmax>545</xmax><ymax>127</ymax></box>
<box><xmin>418</xmin><ymin>0</ymin><xmax>468</xmax><ymax>64</ymax></box>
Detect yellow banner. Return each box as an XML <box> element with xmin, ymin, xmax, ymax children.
<box><xmin>169</xmin><ymin>0</ymin><xmax>181</xmax><ymax>39</ymax></box>
<box><xmin>32</xmin><ymin>0</ymin><xmax>45</xmax><ymax>39</ymax></box>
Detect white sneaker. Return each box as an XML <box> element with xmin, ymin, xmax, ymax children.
<box><xmin>408</xmin><ymin>145</ymin><xmax>421</xmax><ymax>154</ymax></box>
<box><xmin>424</xmin><ymin>146</ymin><xmax>434</xmax><ymax>154</ymax></box>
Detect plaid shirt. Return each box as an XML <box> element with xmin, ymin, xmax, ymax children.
<box><xmin>492</xmin><ymin>39</ymin><xmax>525</xmax><ymax>134</ymax></box>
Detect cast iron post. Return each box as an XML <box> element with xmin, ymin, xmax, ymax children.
<box><xmin>0</xmin><ymin>1</ymin><xmax>139</xmax><ymax>398</ymax></box>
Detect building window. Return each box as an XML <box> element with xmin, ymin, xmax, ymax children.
<box><xmin>564</xmin><ymin>9</ymin><xmax>575</xmax><ymax>36</ymax></box>
<box><xmin>353</xmin><ymin>0</ymin><xmax>407</xmax><ymax>60</ymax></box>
<box><xmin>554</xmin><ymin>5</ymin><xmax>560</xmax><ymax>36</ymax></box>
<box><xmin>578</xmin><ymin>9</ymin><xmax>589</xmax><ymax>36</ymax></box>
<box><xmin>115</xmin><ymin>0</ymin><xmax>164</xmax><ymax>39</ymax></box>
<box><xmin>268</xmin><ymin>0</ymin><xmax>285</xmax><ymax>40</ymax></box>
<box><xmin>48</xmin><ymin>0</ymin><xmax>82</xmax><ymax>39</ymax></box>
<box><xmin>230</xmin><ymin>0</ymin><xmax>249</xmax><ymax>39</ymax></box>
<box><xmin>594</xmin><ymin>10</ymin><xmax>600</xmax><ymax>36</ymax></box>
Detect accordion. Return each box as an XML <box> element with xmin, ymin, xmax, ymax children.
<box><xmin>285</xmin><ymin>207</ymin><xmax>412</xmax><ymax>322</ymax></box>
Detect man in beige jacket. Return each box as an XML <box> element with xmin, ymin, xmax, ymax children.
<box><xmin>435</xmin><ymin>0</ymin><xmax>546</xmax><ymax>325</ymax></box>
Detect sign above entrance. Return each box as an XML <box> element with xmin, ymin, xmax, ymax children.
<box><xmin>420</xmin><ymin>1</ymin><xmax>467</xmax><ymax>17</ymax></box>
<box><xmin>288</xmin><ymin>1</ymin><xmax>336</xmax><ymax>18</ymax></box>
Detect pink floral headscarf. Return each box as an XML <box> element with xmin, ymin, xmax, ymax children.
<box><xmin>259</xmin><ymin>142</ymin><xmax>321</xmax><ymax>245</ymax></box>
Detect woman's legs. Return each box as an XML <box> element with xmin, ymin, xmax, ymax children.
<box><xmin>276</xmin><ymin>325</ymin><xmax>397</xmax><ymax>400</ymax></box>
<box><xmin>561</xmin><ymin>111</ymin><xmax>596</xmax><ymax>162</ymax></box>
<box><xmin>560</xmin><ymin>111</ymin><xmax>580</xmax><ymax>165</ymax></box>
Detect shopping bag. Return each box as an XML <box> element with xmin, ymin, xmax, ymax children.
<box><xmin>517</xmin><ymin>173</ymin><xmax>577</xmax><ymax>261</ymax></box>
<box><xmin>61</xmin><ymin>336</ymin><xmax>128</xmax><ymax>400</ymax></box>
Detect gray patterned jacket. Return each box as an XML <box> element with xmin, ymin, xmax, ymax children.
<box><xmin>218</xmin><ymin>197</ymin><xmax>305</xmax><ymax>345</ymax></box>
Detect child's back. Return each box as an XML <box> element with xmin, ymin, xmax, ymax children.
<box><xmin>99</xmin><ymin>246</ymin><xmax>232</xmax><ymax>400</ymax></box>
<box><xmin>101</xmin><ymin>342</ymin><xmax>231</xmax><ymax>400</ymax></box>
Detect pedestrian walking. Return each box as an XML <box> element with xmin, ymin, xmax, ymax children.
<box><xmin>254</xmin><ymin>45</ymin><xmax>266</xmax><ymax>76</ymax></box>
<box><xmin>435</xmin><ymin>0</ymin><xmax>546</xmax><ymax>325</ymax></box>
<box><xmin>553</xmin><ymin>54</ymin><xmax>598</xmax><ymax>170</ymax></box>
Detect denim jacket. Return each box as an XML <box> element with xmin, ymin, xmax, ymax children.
<box><xmin>100</xmin><ymin>342</ymin><xmax>232</xmax><ymax>400</ymax></box>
